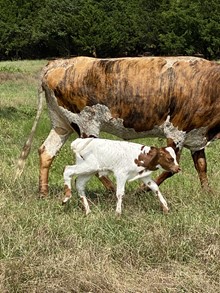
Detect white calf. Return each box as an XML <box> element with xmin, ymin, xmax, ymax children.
<box><xmin>63</xmin><ymin>138</ymin><xmax>180</xmax><ymax>215</ymax></box>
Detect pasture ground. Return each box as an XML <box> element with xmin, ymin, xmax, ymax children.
<box><xmin>0</xmin><ymin>60</ymin><xmax>220</xmax><ymax>292</ymax></box>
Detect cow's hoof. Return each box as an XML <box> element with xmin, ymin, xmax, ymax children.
<box><xmin>39</xmin><ymin>193</ymin><xmax>48</xmax><ymax>199</ymax></box>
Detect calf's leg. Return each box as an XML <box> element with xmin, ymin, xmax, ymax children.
<box><xmin>141</xmin><ymin>178</ymin><xmax>169</xmax><ymax>213</ymax></box>
<box><xmin>75</xmin><ymin>174</ymin><xmax>92</xmax><ymax>215</ymax></box>
<box><xmin>63</xmin><ymin>165</ymin><xmax>75</xmax><ymax>203</ymax></box>
<box><xmin>115</xmin><ymin>175</ymin><xmax>127</xmax><ymax>215</ymax></box>
<box><xmin>63</xmin><ymin>163</ymin><xmax>95</xmax><ymax>214</ymax></box>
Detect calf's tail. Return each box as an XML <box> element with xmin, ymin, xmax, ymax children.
<box><xmin>71</xmin><ymin>137</ymin><xmax>94</xmax><ymax>157</ymax></box>
<box><xmin>15</xmin><ymin>85</ymin><xmax>44</xmax><ymax>178</ymax></box>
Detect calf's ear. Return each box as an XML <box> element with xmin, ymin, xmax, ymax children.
<box><xmin>135</xmin><ymin>147</ymin><xmax>158</xmax><ymax>169</ymax></box>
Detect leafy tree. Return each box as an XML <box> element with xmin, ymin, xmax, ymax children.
<box><xmin>72</xmin><ymin>0</ymin><xmax>153</xmax><ymax>57</ymax></box>
<box><xmin>31</xmin><ymin>0</ymin><xmax>80</xmax><ymax>57</ymax></box>
<box><xmin>158</xmin><ymin>0</ymin><xmax>220</xmax><ymax>58</ymax></box>
<box><xmin>0</xmin><ymin>0</ymin><xmax>45</xmax><ymax>58</ymax></box>
<box><xmin>198</xmin><ymin>0</ymin><xmax>220</xmax><ymax>58</ymax></box>
<box><xmin>0</xmin><ymin>0</ymin><xmax>219</xmax><ymax>59</ymax></box>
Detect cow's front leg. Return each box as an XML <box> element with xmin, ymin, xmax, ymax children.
<box><xmin>97</xmin><ymin>174</ymin><xmax>115</xmax><ymax>192</ymax></box>
<box><xmin>191</xmin><ymin>149</ymin><xmax>210</xmax><ymax>190</ymax></box>
<box><xmin>39</xmin><ymin>127</ymin><xmax>72</xmax><ymax>197</ymax></box>
<box><xmin>153</xmin><ymin>170</ymin><xmax>175</xmax><ymax>187</ymax></box>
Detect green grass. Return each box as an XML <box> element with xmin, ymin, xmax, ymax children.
<box><xmin>0</xmin><ymin>60</ymin><xmax>220</xmax><ymax>292</ymax></box>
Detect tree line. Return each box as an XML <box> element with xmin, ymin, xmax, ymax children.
<box><xmin>0</xmin><ymin>0</ymin><xmax>220</xmax><ymax>60</ymax></box>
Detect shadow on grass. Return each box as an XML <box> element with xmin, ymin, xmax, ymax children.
<box><xmin>0</xmin><ymin>106</ymin><xmax>36</xmax><ymax>120</ymax></box>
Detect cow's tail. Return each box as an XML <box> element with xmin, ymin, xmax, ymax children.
<box><xmin>15</xmin><ymin>85</ymin><xmax>44</xmax><ymax>179</ymax></box>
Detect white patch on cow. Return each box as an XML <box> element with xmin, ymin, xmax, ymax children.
<box><xmin>162</xmin><ymin>56</ymin><xmax>201</xmax><ymax>71</ymax></box>
<box><xmin>59</xmin><ymin>104</ymin><xmax>187</xmax><ymax>143</ymax></box>
<box><xmin>43</xmin><ymin>128</ymin><xmax>70</xmax><ymax>157</ymax></box>
<box><xmin>184</xmin><ymin>128</ymin><xmax>208</xmax><ymax>151</ymax></box>
<box><xmin>157</xmin><ymin>115</ymin><xmax>186</xmax><ymax>149</ymax></box>
<box><xmin>61</xmin><ymin>104</ymin><xmax>209</xmax><ymax>151</ymax></box>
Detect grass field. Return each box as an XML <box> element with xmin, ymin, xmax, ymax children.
<box><xmin>0</xmin><ymin>59</ymin><xmax>220</xmax><ymax>292</ymax></box>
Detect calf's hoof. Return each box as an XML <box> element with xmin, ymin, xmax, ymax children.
<box><xmin>162</xmin><ymin>206</ymin><xmax>169</xmax><ymax>214</ymax></box>
<box><xmin>62</xmin><ymin>195</ymin><xmax>72</xmax><ymax>205</ymax></box>
<box><xmin>85</xmin><ymin>209</ymin><xmax>91</xmax><ymax>216</ymax></box>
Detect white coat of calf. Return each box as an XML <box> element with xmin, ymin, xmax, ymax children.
<box><xmin>63</xmin><ymin>138</ymin><xmax>180</xmax><ymax>215</ymax></box>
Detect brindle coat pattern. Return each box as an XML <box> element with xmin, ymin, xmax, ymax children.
<box><xmin>17</xmin><ymin>56</ymin><xmax>220</xmax><ymax>195</ymax></box>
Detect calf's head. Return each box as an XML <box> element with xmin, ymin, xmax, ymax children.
<box><xmin>135</xmin><ymin>146</ymin><xmax>180</xmax><ymax>173</ymax></box>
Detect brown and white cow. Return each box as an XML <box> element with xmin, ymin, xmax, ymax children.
<box><xmin>16</xmin><ymin>56</ymin><xmax>220</xmax><ymax>196</ymax></box>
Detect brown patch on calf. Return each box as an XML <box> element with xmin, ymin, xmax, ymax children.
<box><xmin>135</xmin><ymin>147</ymin><xmax>159</xmax><ymax>171</ymax></box>
<box><xmin>158</xmin><ymin>148</ymin><xmax>180</xmax><ymax>173</ymax></box>
<box><xmin>64</xmin><ymin>184</ymin><xmax>72</xmax><ymax>197</ymax></box>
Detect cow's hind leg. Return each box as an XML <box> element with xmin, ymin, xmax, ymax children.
<box><xmin>39</xmin><ymin>127</ymin><xmax>72</xmax><ymax>197</ymax></box>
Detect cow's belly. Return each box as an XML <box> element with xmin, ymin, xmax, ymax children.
<box><xmin>184</xmin><ymin>128</ymin><xmax>208</xmax><ymax>152</ymax></box>
<box><xmin>103</xmin><ymin>117</ymin><xmax>208</xmax><ymax>152</ymax></box>
<box><xmin>105</xmin><ymin>120</ymin><xmax>208</xmax><ymax>152</ymax></box>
